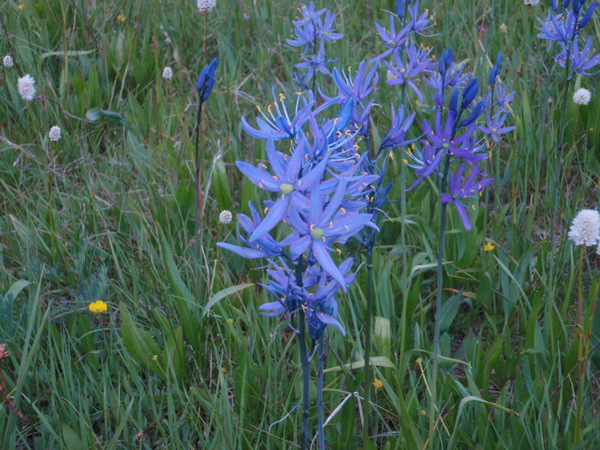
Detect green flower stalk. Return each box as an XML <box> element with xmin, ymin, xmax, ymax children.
<box><xmin>193</xmin><ymin>57</ymin><xmax>218</xmax><ymax>251</ymax></box>
<box><xmin>567</xmin><ymin>208</ymin><xmax>600</xmax><ymax>446</ymax></box>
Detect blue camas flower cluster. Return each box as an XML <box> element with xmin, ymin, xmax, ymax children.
<box><xmin>219</xmin><ymin>94</ymin><xmax>379</xmax><ymax>339</ymax></box>
<box><xmin>405</xmin><ymin>47</ymin><xmax>514</xmax><ymax>231</ymax></box>
<box><xmin>288</xmin><ymin>2</ymin><xmax>343</xmax><ymax>87</ymax></box>
<box><xmin>538</xmin><ymin>0</ymin><xmax>600</xmax><ymax>77</ymax></box>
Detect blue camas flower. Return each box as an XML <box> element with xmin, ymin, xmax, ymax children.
<box><xmin>331</xmin><ymin>61</ymin><xmax>380</xmax><ymax>104</ymax></box>
<box><xmin>217</xmin><ymin>202</ymin><xmax>285</xmax><ymax>259</ymax></box>
<box><xmin>236</xmin><ymin>139</ymin><xmax>329</xmax><ymax>240</ymax></box>
<box><xmin>440</xmin><ymin>164</ymin><xmax>492</xmax><ymax>231</ymax></box>
<box><xmin>373</xmin><ymin>1</ymin><xmax>435</xmax><ymax>62</ymax></box>
<box><xmin>556</xmin><ymin>35</ymin><xmax>600</xmax><ymax>76</ymax></box>
<box><xmin>479</xmin><ymin>111</ymin><xmax>516</xmax><ymax>143</ymax></box>
<box><xmin>294</xmin><ymin>46</ymin><xmax>337</xmax><ymax>83</ymax></box>
<box><xmin>259</xmin><ymin>258</ymin><xmax>356</xmax><ymax>339</ymax></box>
<box><xmin>285</xmin><ymin>181</ymin><xmax>376</xmax><ymax>289</ymax></box>
<box><xmin>379</xmin><ymin>105</ymin><xmax>416</xmax><ymax>153</ymax></box>
<box><xmin>287</xmin><ymin>3</ymin><xmax>343</xmax><ymax>53</ymax></box>
<box><xmin>384</xmin><ymin>44</ymin><xmax>436</xmax><ymax>100</ymax></box>
<box><xmin>196</xmin><ymin>57</ymin><xmax>218</xmax><ymax>102</ymax></box>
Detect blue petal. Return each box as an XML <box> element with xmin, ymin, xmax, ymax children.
<box><xmin>314</xmin><ymin>311</ymin><xmax>346</xmax><ymax>335</ymax></box>
<box><xmin>217</xmin><ymin>242</ymin><xmax>269</xmax><ymax>259</ymax></box>
<box><xmin>236</xmin><ymin>161</ymin><xmax>280</xmax><ymax>192</ymax></box>
<box><xmin>313</xmin><ymin>240</ymin><xmax>346</xmax><ymax>291</ymax></box>
<box><xmin>266</xmin><ymin>139</ymin><xmax>287</xmax><ymax>180</ymax></box>
<box><xmin>289</xmin><ymin>235</ymin><xmax>311</xmax><ymax>259</ymax></box>
<box><xmin>453</xmin><ymin>201</ymin><xmax>472</xmax><ymax>231</ymax></box>
<box><xmin>259</xmin><ymin>301</ymin><xmax>287</xmax><ymax>317</ymax></box>
<box><xmin>298</xmin><ymin>156</ymin><xmax>328</xmax><ymax>190</ymax></box>
<box><xmin>249</xmin><ymin>195</ymin><xmax>290</xmax><ymax>241</ymax></box>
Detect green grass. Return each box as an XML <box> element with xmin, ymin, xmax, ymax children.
<box><xmin>1</xmin><ymin>0</ymin><xmax>600</xmax><ymax>448</ymax></box>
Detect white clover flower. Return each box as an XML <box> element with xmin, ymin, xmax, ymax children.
<box><xmin>17</xmin><ymin>74</ymin><xmax>36</xmax><ymax>101</ymax></box>
<box><xmin>3</xmin><ymin>55</ymin><xmax>13</xmax><ymax>68</ymax></box>
<box><xmin>524</xmin><ymin>0</ymin><xmax>539</xmax><ymax>5</ymax></box>
<box><xmin>48</xmin><ymin>125</ymin><xmax>62</xmax><ymax>142</ymax></box>
<box><xmin>568</xmin><ymin>209</ymin><xmax>600</xmax><ymax>247</ymax></box>
<box><xmin>197</xmin><ymin>0</ymin><xmax>216</xmax><ymax>13</ymax></box>
<box><xmin>219</xmin><ymin>210</ymin><xmax>233</xmax><ymax>224</ymax></box>
<box><xmin>573</xmin><ymin>88</ymin><xmax>591</xmax><ymax>106</ymax></box>
<box><xmin>162</xmin><ymin>66</ymin><xmax>173</xmax><ymax>80</ymax></box>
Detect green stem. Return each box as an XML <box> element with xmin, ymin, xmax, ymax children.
<box><xmin>295</xmin><ymin>259</ymin><xmax>310</xmax><ymax>450</ymax></box>
<box><xmin>399</xmin><ymin>152</ymin><xmax>409</xmax><ymax>376</ymax></box>
<box><xmin>363</xmin><ymin>249</ymin><xmax>374</xmax><ymax>447</ymax></box>
<box><xmin>317</xmin><ymin>334</ymin><xmax>326</xmax><ymax>450</ymax></box>
<box><xmin>573</xmin><ymin>245</ymin><xmax>585</xmax><ymax>446</ymax></box>
<box><xmin>549</xmin><ymin>26</ymin><xmax>575</xmax><ymax>287</ymax></box>
<box><xmin>429</xmin><ymin>151</ymin><xmax>452</xmax><ymax>444</ymax></box>
<box><xmin>194</xmin><ymin>102</ymin><xmax>204</xmax><ymax>256</ymax></box>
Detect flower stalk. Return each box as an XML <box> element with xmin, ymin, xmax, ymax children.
<box><xmin>316</xmin><ymin>334</ymin><xmax>326</xmax><ymax>450</ymax></box>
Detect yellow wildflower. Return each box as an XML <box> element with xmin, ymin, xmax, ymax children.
<box><xmin>372</xmin><ymin>378</ymin><xmax>383</xmax><ymax>390</ymax></box>
<box><xmin>483</xmin><ymin>242</ymin><xmax>495</xmax><ymax>252</ymax></box>
<box><xmin>116</xmin><ymin>14</ymin><xmax>125</xmax><ymax>22</ymax></box>
<box><xmin>88</xmin><ymin>300</ymin><xmax>108</xmax><ymax>313</ymax></box>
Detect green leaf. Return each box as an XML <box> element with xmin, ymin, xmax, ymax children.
<box><xmin>213</xmin><ymin>159</ymin><xmax>233</xmax><ymax>212</ymax></box>
<box><xmin>61</xmin><ymin>424</ymin><xmax>83</xmax><ymax>449</ymax></box>
<box><xmin>203</xmin><ymin>283</ymin><xmax>255</xmax><ymax>317</ymax></box>
<box><xmin>85</xmin><ymin>107</ymin><xmax>104</xmax><ymax>121</ymax></box>
<box><xmin>119</xmin><ymin>302</ymin><xmax>162</xmax><ymax>368</ymax></box>
<box><xmin>85</xmin><ymin>108</ymin><xmax>129</xmax><ymax>127</ymax></box>
<box><xmin>4</xmin><ymin>280</ymin><xmax>30</xmax><ymax>302</ymax></box>
<box><xmin>440</xmin><ymin>291</ymin><xmax>464</xmax><ymax>333</ymax></box>
<box><xmin>448</xmin><ymin>395</ymin><xmax>519</xmax><ymax>449</ymax></box>
<box><xmin>160</xmin><ymin>325</ymin><xmax>185</xmax><ymax>384</ymax></box>
<box><xmin>41</xmin><ymin>50</ymin><xmax>96</xmax><ymax>59</ymax></box>
<box><xmin>324</xmin><ymin>356</ymin><xmax>396</xmax><ymax>373</ymax></box>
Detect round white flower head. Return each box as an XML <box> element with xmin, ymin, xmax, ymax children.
<box><xmin>524</xmin><ymin>0</ymin><xmax>539</xmax><ymax>5</ymax></box>
<box><xmin>49</xmin><ymin>126</ymin><xmax>62</xmax><ymax>142</ymax></box>
<box><xmin>3</xmin><ymin>55</ymin><xmax>13</xmax><ymax>68</ymax></box>
<box><xmin>568</xmin><ymin>209</ymin><xmax>600</xmax><ymax>246</ymax></box>
<box><xmin>18</xmin><ymin>74</ymin><xmax>36</xmax><ymax>101</ymax></box>
<box><xmin>162</xmin><ymin>66</ymin><xmax>173</xmax><ymax>80</ymax></box>
<box><xmin>573</xmin><ymin>88</ymin><xmax>591</xmax><ymax>106</ymax></box>
<box><xmin>219</xmin><ymin>210</ymin><xmax>233</xmax><ymax>224</ymax></box>
<box><xmin>197</xmin><ymin>0</ymin><xmax>216</xmax><ymax>13</ymax></box>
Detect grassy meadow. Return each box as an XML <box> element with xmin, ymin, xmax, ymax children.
<box><xmin>1</xmin><ymin>0</ymin><xmax>600</xmax><ymax>448</ymax></box>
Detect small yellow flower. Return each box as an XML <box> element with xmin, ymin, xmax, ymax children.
<box><xmin>226</xmin><ymin>318</ymin><xmax>234</xmax><ymax>325</ymax></box>
<box><xmin>372</xmin><ymin>378</ymin><xmax>383</xmax><ymax>390</ymax></box>
<box><xmin>152</xmin><ymin>354</ymin><xmax>159</xmax><ymax>361</ymax></box>
<box><xmin>18</xmin><ymin>4</ymin><xmax>25</xmax><ymax>10</ymax></box>
<box><xmin>483</xmin><ymin>242</ymin><xmax>495</xmax><ymax>252</ymax></box>
<box><xmin>116</xmin><ymin>14</ymin><xmax>125</xmax><ymax>22</ymax></box>
<box><xmin>89</xmin><ymin>300</ymin><xmax>108</xmax><ymax>313</ymax></box>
